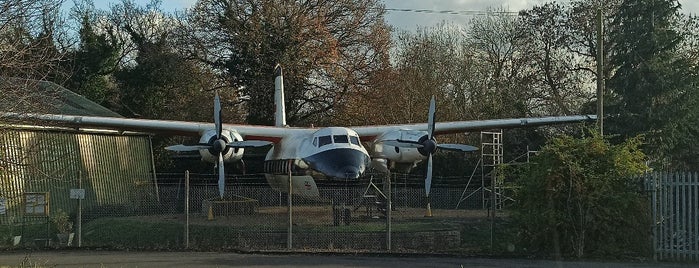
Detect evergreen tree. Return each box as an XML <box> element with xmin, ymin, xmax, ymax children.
<box><xmin>607</xmin><ymin>0</ymin><xmax>699</xmax><ymax>168</ymax></box>
<box><xmin>110</xmin><ymin>0</ymin><xmax>225</xmax><ymax>122</ymax></box>
<box><xmin>65</xmin><ymin>12</ymin><xmax>121</xmax><ymax>107</ymax></box>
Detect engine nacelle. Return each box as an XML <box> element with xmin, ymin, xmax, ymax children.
<box><xmin>198</xmin><ymin>128</ymin><xmax>245</xmax><ymax>163</ymax></box>
<box><xmin>370</xmin><ymin>129</ymin><xmax>430</xmax><ymax>172</ymax></box>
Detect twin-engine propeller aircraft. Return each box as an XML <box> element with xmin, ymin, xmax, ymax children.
<box><xmin>1</xmin><ymin>65</ymin><xmax>596</xmax><ymax>199</ymax></box>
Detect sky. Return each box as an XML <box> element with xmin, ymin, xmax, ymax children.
<box><xmin>383</xmin><ymin>0</ymin><xmax>699</xmax><ymax>31</ymax></box>
<box><xmin>85</xmin><ymin>0</ymin><xmax>699</xmax><ymax>32</ymax></box>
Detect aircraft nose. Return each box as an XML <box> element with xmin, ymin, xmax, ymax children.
<box><xmin>339</xmin><ymin>166</ymin><xmax>360</xmax><ymax>179</ymax></box>
<box><xmin>303</xmin><ymin>148</ymin><xmax>369</xmax><ymax>180</ymax></box>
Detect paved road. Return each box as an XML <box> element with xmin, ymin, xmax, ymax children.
<box><xmin>0</xmin><ymin>250</ymin><xmax>694</xmax><ymax>268</ymax></box>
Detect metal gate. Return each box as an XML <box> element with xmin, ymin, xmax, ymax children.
<box><xmin>647</xmin><ymin>172</ymin><xmax>699</xmax><ymax>261</ymax></box>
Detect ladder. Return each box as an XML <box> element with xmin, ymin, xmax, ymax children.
<box><xmin>481</xmin><ymin>131</ymin><xmax>503</xmax><ymax>210</ymax></box>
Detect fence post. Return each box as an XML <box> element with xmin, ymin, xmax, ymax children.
<box><xmin>682</xmin><ymin>172</ymin><xmax>688</xmax><ymax>261</ymax></box>
<box><xmin>660</xmin><ymin>172</ymin><xmax>667</xmax><ymax>260</ymax></box>
<box><xmin>287</xmin><ymin>160</ymin><xmax>293</xmax><ymax>250</ymax></box>
<box><xmin>185</xmin><ymin>170</ymin><xmax>189</xmax><ymax>249</ymax></box>
<box><xmin>649</xmin><ymin>172</ymin><xmax>658</xmax><ymax>261</ymax></box>
<box><xmin>675</xmin><ymin>172</ymin><xmax>680</xmax><ymax>260</ymax></box>
<box><xmin>694</xmin><ymin>172</ymin><xmax>699</xmax><ymax>261</ymax></box>
<box><xmin>694</xmin><ymin>172</ymin><xmax>699</xmax><ymax>262</ymax></box>
<box><xmin>386</xmin><ymin>171</ymin><xmax>392</xmax><ymax>252</ymax></box>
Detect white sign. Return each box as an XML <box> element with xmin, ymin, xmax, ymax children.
<box><xmin>70</xmin><ymin>189</ymin><xmax>85</xmax><ymax>200</ymax></box>
<box><xmin>0</xmin><ymin>198</ymin><xmax>6</xmax><ymax>215</ymax></box>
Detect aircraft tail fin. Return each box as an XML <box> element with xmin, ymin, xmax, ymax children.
<box><xmin>274</xmin><ymin>64</ymin><xmax>286</xmax><ymax>127</ymax></box>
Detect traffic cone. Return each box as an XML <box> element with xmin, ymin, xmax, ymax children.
<box><xmin>425</xmin><ymin>202</ymin><xmax>433</xmax><ymax>217</ymax></box>
<box><xmin>208</xmin><ymin>205</ymin><xmax>214</xmax><ymax>220</ymax></box>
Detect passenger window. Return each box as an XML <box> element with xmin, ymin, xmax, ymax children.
<box><xmin>318</xmin><ymin>135</ymin><xmax>332</xmax><ymax>146</ymax></box>
<box><xmin>333</xmin><ymin>135</ymin><xmax>349</xmax><ymax>144</ymax></box>
<box><xmin>350</xmin><ymin>136</ymin><xmax>360</xmax><ymax>146</ymax></box>
<box><xmin>312</xmin><ymin>137</ymin><xmax>318</xmax><ymax>147</ymax></box>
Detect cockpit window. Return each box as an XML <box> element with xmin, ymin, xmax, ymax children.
<box><xmin>350</xmin><ymin>136</ymin><xmax>360</xmax><ymax>146</ymax></box>
<box><xmin>318</xmin><ymin>135</ymin><xmax>332</xmax><ymax>147</ymax></box>
<box><xmin>333</xmin><ymin>135</ymin><xmax>349</xmax><ymax>144</ymax></box>
<box><xmin>312</xmin><ymin>137</ymin><xmax>318</xmax><ymax>146</ymax></box>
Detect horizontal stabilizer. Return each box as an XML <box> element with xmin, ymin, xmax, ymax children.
<box><xmin>438</xmin><ymin>144</ymin><xmax>478</xmax><ymax>152</ymax></box>
<box><xmin>227</xmin><ymin>140</ymin><xmax>273</xmax><ymax>148</ymax></box>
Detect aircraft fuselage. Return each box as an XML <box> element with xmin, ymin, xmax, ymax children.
<box><xmin>263</xmin><ymin>127</ymin><xmax>370</xmax><ymax>197</ymax></box>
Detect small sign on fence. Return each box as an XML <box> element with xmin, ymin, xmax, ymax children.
<box><xmin>70</xmin><ymin>189</ymin><xmax>86</xmax><ymax>200</ymax></box>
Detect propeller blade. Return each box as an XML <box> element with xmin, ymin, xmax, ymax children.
<box><xmin>217</xmin><ymin>152</ymin><xmax>225</xmax><ymax>199</ymax></box>
<box><xmin>438</xmin><ymin>144</ymin><xmax>479</xmax><ymax>152</ymax></box>
<box><xmin>214</xmin><ymin>91</ymin><xmax>222</xmax><ymax>139</ymax></box>
<box><xmin>427</xmin><ymin>96</ymin><xmax>436</xmax><ymax>139</ymax></box>
<box><xmin>227</xmin><ymin>140</ymin><xmax>273</xmax><ymax>148</ymax></box>
<box><xmin>165</xmin><ymin>144</ymin><xmax>212</xmax><ymax>152</ymax></box>
<box><xmin>425</xmin><ymin>154</ymin><xmax>433</xmax><ymax>197</ymax></box>
<box><xmin>382</xmin><ymin>139</ymin><xmax>424</xmax><ymax>149</ymax></box>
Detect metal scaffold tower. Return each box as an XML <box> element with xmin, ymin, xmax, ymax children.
<box><xmin>481</xmin><ymin>131</ymin><xmax>503</xmax><ymax>210</ymax></box>
<box><xmin>455</xmin><ymin>130</ymin><xmax>503</xmax><ymax>209</ymax></box>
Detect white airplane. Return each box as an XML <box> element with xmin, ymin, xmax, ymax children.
<box><xmin>2</xmin><ymin>65</ymin><xmax>596</xmax><ymax>199</ymax></box>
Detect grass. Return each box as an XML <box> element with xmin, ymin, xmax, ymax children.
<box><xmin>4</xmin><ymin>207</ymin><xmax>505</xmax><ymax>253</ymax></box>
<box><xmin>457</xmin><ymin>217</ymin><xmax>518</xmax><ymax>255</ymax></box>
<box><xmin>0</xmin><ymin>222</ymin><xmax>56</xmax><ymax>249</ymax></box>
<box><xmin>79</xmin><ymin>215</ymin><xmax>466</xmax><ymax>250</ymax></box>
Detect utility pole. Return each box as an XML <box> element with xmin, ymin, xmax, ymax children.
<box><xmin>596</xmin><ymin>8</ymin><xmax>605</xmax><ymax>135</ymax></box>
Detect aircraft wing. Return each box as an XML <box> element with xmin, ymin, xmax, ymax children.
<box><xmin>2</xmin><ymin>112</ymin><xmax>596</xmax><ymax>142</ymax></box>
<box><xmin>0</xmin><ymin>112</ymin><xmax>310</xmax><ymax>142</ymax></box>
<box><xmin>351</xmin><ymin>115</ymin><xmax>597</xmax><ymax>140</ymax></box>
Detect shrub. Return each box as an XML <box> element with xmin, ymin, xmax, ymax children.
<box><xmin>51</xmin><ymin>209</ymin><xmax>73</xmax><ymax>234</ymax></box>
<box><xmin>511</xmin><ymin>131</ymin><xmax>650</xmax><ymax>258</ymax></box>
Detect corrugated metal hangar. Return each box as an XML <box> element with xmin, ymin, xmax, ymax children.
<box><xmin>0</xmin><ymin>79</ymin><xmax>158</xmax><ymax>225</ymax></box>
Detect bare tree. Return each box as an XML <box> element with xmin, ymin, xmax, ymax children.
<box><xmin>519</xmin><ymin>3</ymin><xmax>594</xmax><ymax>116</ymax></box>
<box><xmin>182</xmin><ymin>0</ymin><xmax>392</xmax><ymax>126</ymax></box>
<box><xmin>0</xmin><ymin>0</ymin><xmax>66</xmax><ymax>115</ymax></box>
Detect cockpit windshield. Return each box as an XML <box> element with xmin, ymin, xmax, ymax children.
<box><xmin>318</xmin><ymin>135</ymin><xmax>332</xmax><ymax>147</ymax></box>
<box><xmin>333</xmin><ymin>135</ymin><xmax>349</xmax><ymax>144</ymax></box>
<box><xmin>314</xmin><ymin>134</ymin><xmax>362</xmax><ymax>147</ymax></box>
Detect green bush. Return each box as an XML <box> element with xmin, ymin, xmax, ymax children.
<box><xmin>511</xmin><ymin>131</ymin><xmax>651</xmax><ymax>258</ymax></box>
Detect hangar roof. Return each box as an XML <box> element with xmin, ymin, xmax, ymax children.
<box><xmin>0</xmin><ymin>77</ymin><xmax>122</xmax><ymax>117</ymax></box>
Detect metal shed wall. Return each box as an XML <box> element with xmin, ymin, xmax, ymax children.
<box><xmin>0</xmin><ymin>129</ymin><xmax>158</xmax><ymax>224</ymax></box>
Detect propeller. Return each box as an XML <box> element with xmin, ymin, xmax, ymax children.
<box><xmin>386</xmin><ymin>96</ymin><xmax>478</xmax><ymax>197</ymax></box>
<box><xmin>165</xmin><ymin>91</ymin><xmax>271</xmax><ymax>199</ymax></box>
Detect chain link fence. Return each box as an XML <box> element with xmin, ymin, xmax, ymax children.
<box><xmin>1</xmin><ymin>172</ymin><xmax>497</xmax><ymax>252</ymax></box>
